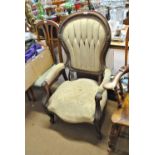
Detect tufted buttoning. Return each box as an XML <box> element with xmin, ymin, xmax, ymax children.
<box><xmin>62</xmin><ymin>18</ymin><xmax>107</xmax><ymax>72</ymax></box>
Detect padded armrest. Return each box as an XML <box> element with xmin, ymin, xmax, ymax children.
<box><xmin>103</xmin><ymin>65</ymin><xmax>129</xmax><ymax>90</ymax></box>
<box><xmin>97</xmin><ymin>68</ymin><xmax>112</xmax><ymax>93</ymax></box>
<box><xmin>34</xmin><ymin>63</ymin><xmax>65</xmax><ymax>87</ymax></box>
<box><xmin>95</xmin><ymin>68</ymin><xmax>111</xmax><ymax>112</ymax></box>
<box><xmin>44</xmin><ymin>63</ymin><xmax>65</xmax><ymax>86</ymax></box>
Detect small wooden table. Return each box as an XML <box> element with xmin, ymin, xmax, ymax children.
<box><xmin>110</xmin><ymin>25</ymin><xmax>129</xmax><ymax>49</ymax></box>
<box><xmin>108</xmin><ymin>94</ymin><xmax>129</xmax><ymax>151</ymax></box>
<box><xmin>25</xmin><ymin>47</ymin><xmax>54</xmax><ymax>100</ymax></box>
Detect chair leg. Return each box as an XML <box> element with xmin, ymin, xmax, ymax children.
<box><xmin>26</xmin><ymin>91</ymin><xmax>31</xmax><ymax>101</ymax></box>
<box><xmin>94</xmin><ymin>121</ymin><xmax>102</xmax><ymax>140</ymax></box>
<box><xmin>26</xmin><ymin>88</ymin><xmax>36</xmax><ymax>101</ymax></box>
<box><xmin>94</xmin><ymin>103</ymin><xmax>107</xmax><ymax>140</ymax></box>
<box><xmin>108</xmin><ymin>123</ymin><xmax>121</xmax><ymax>151</ymax></box>
<box><xmin>50</xmin><ymin>113</ymin><xmax>55</xmax><ymax>124</ymax></box>
<box><xmin>29</xmin><ymin>87</ymin><xmax>36</xmax><ymax>101</ymax></box>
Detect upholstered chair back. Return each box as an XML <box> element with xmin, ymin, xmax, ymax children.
<box><xmin>58</xmin><ymin>12</ymin><xmax>111</xmax><ymax>74</ymax></box>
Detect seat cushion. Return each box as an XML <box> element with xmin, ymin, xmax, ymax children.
<box><xmin>47</xmin><ymin>78</ymin><xmax>107</xmax><ymax>123</ymax></box>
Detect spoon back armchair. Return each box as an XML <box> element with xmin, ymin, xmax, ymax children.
<box><xmin>42</xmin><ymin>11</ymin><xmax>111</xmax><ymax>139</ymax></box>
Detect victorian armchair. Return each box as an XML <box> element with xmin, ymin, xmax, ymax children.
<box><xmin>42</xmin><ymin>11</ymin><xmax>111</xmax><ymax>139</ymax></box>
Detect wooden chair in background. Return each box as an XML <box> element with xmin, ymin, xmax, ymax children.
<box><xmin>26</xmin><ymin>20</ymin><xmax>66</xmax><ymax>101</ymax></box>
<box><xmin>35</xmin><ymin>20</ymin><xmax>63</xmax><ymax>63</ymax></box>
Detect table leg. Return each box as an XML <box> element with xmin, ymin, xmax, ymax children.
<box><xmin>108</xmin><ymin>123</ymin><xmax>121</xmax><ymax>151</ymax></box>
<box><xmin>26</xmin><ymin>87</ymin><xmax>36</xmax><ymax>101</ymax></box>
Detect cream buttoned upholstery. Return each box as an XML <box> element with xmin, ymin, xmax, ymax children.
<box><xmin>47</xmin><ymin>79</ymin><xmax>107</xmax><ymax>123</ymax></box>
<box><xmin>47</xmin><ymin>68</ymin><xmax>111</xmax><ymax>123</ymax></box>
<box><xmin>61</xmin><ymin>17</ymin><xmax>108</xmax><ymax>72</ymax></box>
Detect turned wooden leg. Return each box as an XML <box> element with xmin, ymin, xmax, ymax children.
<box><xmin>108</xmin><ymin>124</ymin><xmax>121</xmax><ymax>151</ymax></box>
<box><xmin>96</xmin><ymin>126</ymin><xmax>102</xmax><ymax>140</ymax></box>
<box><xmin>26</xmin><ymin>91</ymin><xmax>31</xmax><ymax>101</ymax></box>
<box><xmin>94</xmin><ymin>121</ymin><xmax>102</xmax><ymax>140</ymax></box>
<box><xmin>29</xmin><ymin>87</ymin><xmax>36</xmax><ymax>101</ymax></box>
<box><xmin>26</xmin><ymin>87</ymin><xmax>36</xmax><ymax>101</ymax></box>
<box><xmin>50</xmin><ymin>113</ymin><xmax>55</xmax><ymax>124</ymax></box>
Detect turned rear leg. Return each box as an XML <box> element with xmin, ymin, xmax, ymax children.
<box><xmin>94</xmin><ymin>121</ymin><xmax>102</xmax><ymax>140</ymax></box>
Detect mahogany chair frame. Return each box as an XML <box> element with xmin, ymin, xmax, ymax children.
<box><xmin>42</xmin><ymin>11</ymin><xmax>111</xmax><ymax>139</ymax></box>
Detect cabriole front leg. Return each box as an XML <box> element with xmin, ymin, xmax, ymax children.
<box><xmin>94</xmin><ymin>92</ymin><xmax>103</xmax><ymax>139</ymax></box>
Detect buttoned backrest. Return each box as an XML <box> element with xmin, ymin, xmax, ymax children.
<box><xmin>58</xmin><ymin>12</ymin><xmax>111</xmax><ymax>74</ymax></box>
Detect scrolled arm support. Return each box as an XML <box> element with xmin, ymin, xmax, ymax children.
<box><xmin>94</xmin><ymin>92</ymin><xmax>102</xmax><ymax>121</ymax></box>
<box><xmin>103</xmin><ymin>65</ymin><xmax>129</xmax><ymax>108</ymax></box>
<box><xmin>42</xmin><ymin>81</ymin><xmax>50</xmax><ymax>107</ymax></box>
<box><xmin>103</xmin><ymin>65</ymin><xmax>129</xmax><ymax>90</ymax></box>
<box><xmin>41</xmin><ymin>63</ymin><xmax>68</xmax><ymax>107</ymax></box>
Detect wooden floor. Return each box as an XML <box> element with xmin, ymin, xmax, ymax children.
<box><xmin>25</xmin><ymin>82</ymin><xmax>129</xmax><ymax>155</ymax></box>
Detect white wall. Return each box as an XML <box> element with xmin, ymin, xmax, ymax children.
<box><xmin>106</xmin><ymin>48</ymin><xmax>126</xmax><ymax>75</ymax></box>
